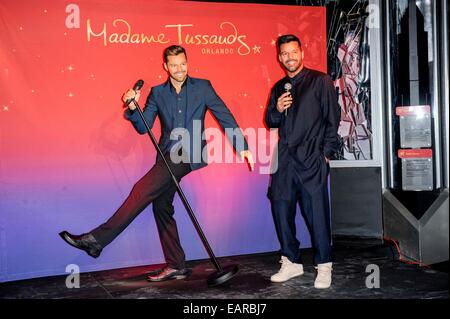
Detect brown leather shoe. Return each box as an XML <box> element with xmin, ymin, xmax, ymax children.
<box><xmin>147</xmin><ymin>267</ymin><xmax>191</xmax><ymax>282</ymax></box>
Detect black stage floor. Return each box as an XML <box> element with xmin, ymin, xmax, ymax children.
<box><xmin>0</xmin><ymin>238</ymin><xmax>448</xmax><ymax>299</ymax></box>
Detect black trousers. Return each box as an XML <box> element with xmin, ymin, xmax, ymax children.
<box><xmin>271</xmin><ymin>172</ymin><xmax>332</xmax><ymax>266</ymax></box>
<box><xmin>90</xmin><ymin>153</ymin><xmax>192</xmax><ymax>269</ymax></box>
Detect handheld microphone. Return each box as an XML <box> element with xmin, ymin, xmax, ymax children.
<box><xmin>284</xmin><ymin>82</ymin><xmax>292</xmax><ymax>116</ymax></box>
<box><xmin>125</xmin><ymin>79</ymin><xmax>144</xmax><ymax>106</ymax></box>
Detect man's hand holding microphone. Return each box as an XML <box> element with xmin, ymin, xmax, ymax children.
<box><xmin>122</xmin><ymin>88</ymin><xmax>141</xmax><ymax>111</ymax></box>
<box><xmin>276</xmin><ymin>92</ymin><xmax>293</xmax><ymax>114</ymax></box>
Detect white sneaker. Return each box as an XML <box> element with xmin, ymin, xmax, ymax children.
<box><xmin>270</xmin><ymin>256</ymin><xmax>304</xmax><ymax>283</ymax></box>
<box><xmin>314</xmin><ymin>262</ymin><xmax>333</xmax><ymax>289</ymax></box>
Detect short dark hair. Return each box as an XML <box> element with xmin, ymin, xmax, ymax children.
<box><xmin>276</xmin><ymin>34</ymin><xmax>302</xmax><ymax>51</ymax></box>
<box><xmin>163</xmin><ymin>45</ymin><xmax>187</xmax><ymax>63</ymax></box>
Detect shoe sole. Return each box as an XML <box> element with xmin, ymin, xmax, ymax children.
<box><xmin>270</xmin><ymin>271</ymin><xmax>304</xmax><ymax>283</ymax></box>
<box><xmin>314</xmin><ymin>283</ymin><xmax>331</xmax><ymax>289</ymax></box>
<box><xmin>146</xmin><ymin>270</ymin><xmax>164</xmax><ymax>276</ymax></box>
<box><xmin>147</xmin><ymin>270</ymin><xmax>191</xmax><ymax>282</ymax></box>
<box><xmin>59</xmin><ymin>232</ymin><xmax>100</xmax><ymax>259</ymax></box>
<box><xmin>147</xmin><ymin>274</ymin><xmax>188</xmax><ymax>282</ymax></box>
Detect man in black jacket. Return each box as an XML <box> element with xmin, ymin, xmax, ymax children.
<box><xmin>59</xmin><ymin>45</ymin><xmax>254</xmax><ymax>282</ymax></box>
<box><xmin>265</xmin><ymin>35</ymin><xmax>340</xmax><ymax>289</ymax></box>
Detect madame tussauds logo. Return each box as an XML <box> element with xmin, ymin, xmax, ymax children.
<box><xmin>86</xmin><ymin>19</ymin><xmax>251</xmax><ymax>55</ymax></box>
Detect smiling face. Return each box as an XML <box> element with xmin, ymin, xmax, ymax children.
<box><xmin>164</xmin><ymin>53</ymin><xmax>188</xmax><ymax>84</ymax></box>
<box><xmin>278</xmin><ymin>41</ymin><xmax>304</xmax><ymax>77</ymax></box>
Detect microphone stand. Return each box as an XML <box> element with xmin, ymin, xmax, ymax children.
<box><xmin>128</xmin><ymin>99</ymin><xmax>239</xmax><ymax>287</ymax></box>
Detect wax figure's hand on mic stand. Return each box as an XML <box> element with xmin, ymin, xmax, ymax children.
<box><xmin>276</xmin><ymin>92</ymin><xmax>292</xmax><ymax>114</ymax></box>
<box><xmin>122</xmin><ymin>88</ymin><xmax>141</xmax><ymax>110</ymax></box>
<box><xmin>240</xmin><ymin>150</ymin><xmax>255</xmax><ymax>172</ymax></box>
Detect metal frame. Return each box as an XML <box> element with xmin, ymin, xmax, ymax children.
<box><xmin>384</xmin><ymin>0</ymin><xmax>396</xmax><ymax>188</ymax></box>
<box><xmin>442</xmin><ymin>0</ymin><xmax>449</xmax><ymax>189</ymax></box>
<box><xmin>431</xmin><ymin>0</ymin><xmax>442</xmax><ymax>189</ymax></box>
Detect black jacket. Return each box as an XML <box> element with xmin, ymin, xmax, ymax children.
<box><xmin>265</xmin><ymin>67</ymin><xmax>340</xmax><ymax>200</ymax></box>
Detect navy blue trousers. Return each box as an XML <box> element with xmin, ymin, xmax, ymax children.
<box><xmin>90</xmin><ymin>152</ymin><xmax>192</xmax><ymax>270</ymax></box>
<box><xmin>271</xmin><ymin>173</ymin><xmax>332</xmax><ymax>265</ymax></box>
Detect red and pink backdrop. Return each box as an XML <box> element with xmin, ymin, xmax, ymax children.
<box><xmin>0</xmin><ymin>0</ymin><xmax>326</xmax><ymax>282</ymax></box>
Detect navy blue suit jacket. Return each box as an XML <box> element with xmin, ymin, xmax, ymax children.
<box><xmin>125</xmin><ymin>76</ymin><xmax>248</xmax><ymax>171</ymax></box>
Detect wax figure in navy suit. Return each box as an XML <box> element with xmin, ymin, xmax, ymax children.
<box><xmin>265</xmin><ymin>35</ymin><xmax>340</xmax><ymax>289</ymax></box>
<box><xmin>60</xmin><ymin>45</ymin><xmax>255</xmax><ymax>282</ymax></box>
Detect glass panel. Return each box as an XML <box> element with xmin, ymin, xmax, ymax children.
<box><xmin>387</xmin><ymin>0</ymin><xmax>439</xmax><ymax>190</ymax></box>
<box><xmin>326</xmin><ymin>0</ymin><xmax>374</xmax><ymax>161</ymax></box>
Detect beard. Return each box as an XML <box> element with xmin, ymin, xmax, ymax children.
<box><xmin>170</xmin><ymin>72</ymin><xmax>187</xmax><ymax>83</ymax></box>
<box><xmin>283</xmin><ymin>60</ymin><xmax>301</xmax><ymax>73</ymax></box>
